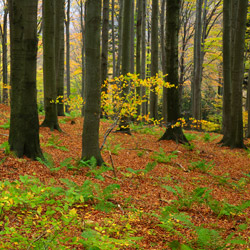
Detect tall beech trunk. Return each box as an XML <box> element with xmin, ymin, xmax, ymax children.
<box><xmin>150</xmin><ymin>0</ymin><xmax>158</xmax><ymax>120</ymax></box>
<box><xmin>130</xmin><ymin>0</ymin><xmax>135</xmax><ymax>75</ymax></box>
<box><xmin>1</xmin><ymin>3</ymin><xmax>8</xmax><ymax>105</ymax></box>
<box><xmin>101</xmin><ymin>0</ymin><xmax>109</xmax><ymax>117</ymax></box>
<box><xmin>115</xmin><ymin>0</ymin><xmax>123</xmax><ymax>77</ymax></box>
<box><xmin>159</xmin><ymin>0</ymin><xmax>188</xmax><ymax>144</ymax></box>
<box><xmin>55</xmin><ymin>0</ymin><xmax>65</xmax><ymax>116</ymax></box>
<box><xmin>136</xmin><ymin>0</ymin><xmax>142</xmax><ymax>116</ymax></box>
<box><xmin>9</xmin><ymin>0</ymin><xmax>43</xmax><ymax>159</ymax></box>
<box><xmin>141</xmin><ymin>0</ymin><xmax>147</xmax><ymax>117</ymax></box>
<box><xmin>118</xmin><ymin>0</ymin><xmax>132</xmax><ymax>133</ymax></box>
<box><xmin>65</xmin><ymin>0</ymin><xmax>71</xmax><ymax>112</ymax></box>
<box><xmin>112</xmin><ymin>0</ymin><xmax>116</xmax><ymax>78</ymax></box>
<box><xmin>41</xmin><ymin>0</ymin><xmax>61</xmax><ymax>131</ymax></box>
<box><xmin>82</xmin><ymin>0</ymin><xmax>103</xmax><ymax>165</ymax></box>
<box><xmin>192</xmin><ymin>0</ymin><xmax>203</xmax><ymax>122</ymax></box>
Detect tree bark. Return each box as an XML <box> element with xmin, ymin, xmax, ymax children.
<box><xmin>159</xmin><ymin>0</ymin><xmax>188</xmax><ymax>144</ymax></box>
<box><xmin>112</xmin><ymin>0</ymin><xmax>116</xmax><ymax>78</ymax></box>
<box><xmin>55</xmin><ymin>0</ymin><xmax>65</xmax><ymax>116</ymax></box>
<box><xmin>101</xmin><ymin>0</ymin><xmax>109</xmax><ymax>118</ymax></box>
<box><xmin>82</xmin><ymin>0</ymin><xmax>103</xmax><ymax>165</ymax></box>
<box><xmin>192</xmin><ymin>0</ymin><xmax>203</xmax><ymax>122</ymax></box>
<box><xmin>65</xmin><ymin>0</ymin><xmax>71</xmax><ymax>112</ymax></box>
<box><xmin>118</xmin><ymin>0</ymin><xmax>132</xmax><ymax>133</ymax></box>
<box><xmin>150</xmin><ymin>0</ymin><xmax>159</xmax><ymax>120</ymax></box>
<box><xmin>136</xmin><ymin>0</ymin><xmax>142</xmax><ymax>116</ymax></box>
<box><xmin>9</xmin><ymin>0</ymin><xmax>43</xmax><ymax>159</ymax></box>
<box><xmin>1</xmin><ymin>1</ymin><xmax>8</xmax><ymax>105</ymax></box>
<box><xmin>41</xmin><ymin>0</ymin><xmax>61</xmax><ymax>131</ymax></box>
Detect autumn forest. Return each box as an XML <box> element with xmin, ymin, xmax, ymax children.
<box><xmin>0</xmin><ymin>0</ymin><xmax>250</xmax><ymax>249</ymax></box>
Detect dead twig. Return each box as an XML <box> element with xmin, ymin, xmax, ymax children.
<box><xmin>109</xmin><ymin>150</ymin><xmax>117</xmax><ymax>178</ymax></box>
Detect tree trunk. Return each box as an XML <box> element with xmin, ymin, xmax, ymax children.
<box><xmin>82</xmin><ymin>0</ymin><xmax>103</xmax><ymax>165</ymax></box>
<box><xmin>101</xmin><ymin>0</ymin><xmax>109</xmax><ymax>118</ymax></box>
<box><xmin>192</xmin><ymin>0</ymin><xmax>203</xmax><ymax>122</ymax></box>
<box><xmin>55</xmin><ymin>0</ymin><xmax>65</xmax><ymax>116</ymax></box>
<box><xmin>80</xmin><ymin>0</ymin><xmax>85</xmax><ymax>116</ymax></box>
<box><xmin>141</xmin><ymin>0</ymin><xmax>147</xmax><ymax>117</ymax></box>
<box><xmin>41</xmin><ymin>0</ymin><xmax>61</xmax><ymax>131</ymax></box>
<box><xmin>161</xmin><ymin>0</ymin><xmax>167</xmax><ymax>121</ymax></box>
<box><xmin>130</xmin><ymin>0</ymin><xmax>135</xmax><ymax>75</ymax></box>
<box><xmin>226</xmin><ymin>0</ymin><xmax>247</xmax><ymax>148</ymax></box>
<box><xmin>112</xmin><ymin>0</ymin><xmax>116</xmax><ymax>78</ymax></box>
<box><xmin>118</xmin><ymin>0</ymin><xmax>132</xmax><ymax>133</ymax></box>
<box><xmin>9</xmin><ymin>0</ymin><xmax>43</xmax><ymax>159</ymax></box>
<box><xmin>136</xmin><ymin>0</ymin><xmax>142</xmax><ymax>116</ymax></box>
<box><xmin>221</xmin><ymin>0</ymin><xmax>232</xmax><ymax>143</ymax></box>
<box><xmin>159</xmin><ymin>0</ymin><xmax>188</xmax><ymax>144</ymax></box>
<box><xmin>65</xmin><ymin>0</ymin><xmax>71</xmax><ymax>112</ymax></box>
<box><xmin>1</xmin><ymin>4</ymin><xmax>8</xmax><ymax>105</ymax></box>
<box><xmin>150</xmin><ymin>0</ymin><xmax>158</xmax><ymax>120</ymax></box>
<box><xmin>115</xmin><ymin>0</ymin><xmax>123</xmax><ymax>77</ymax></box>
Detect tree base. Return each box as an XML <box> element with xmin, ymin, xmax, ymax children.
<box><xmin>40</xmin><ymin>120</ymin><xmax>62</xmax><ymax>132</ymax></box>
<box><xmin>159</xmin><ymin>126</ymin><xmax>188</xmax><ymax>144</ymax></box>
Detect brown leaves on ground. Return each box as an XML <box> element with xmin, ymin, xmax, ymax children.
<box><xmin>0</xmin><ymin>104</ymin><xmax>250</xmax><ymax>249</ymax></box>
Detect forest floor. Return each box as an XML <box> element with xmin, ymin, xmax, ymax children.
<box><xmin>0</xmin><ymin>104</ymin><xmax>250</xmax><ymax>250</ymax></box>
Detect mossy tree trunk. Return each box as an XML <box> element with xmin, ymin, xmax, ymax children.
<box><xmin>9</xmin><ymin>0</ymin><xmax>43</xmax><ymax>159</ymax></box>
<box><xmin>82</xmin><ymin>0</ymin><xmax>103</xmax><ymax>165</ymax></box>
<box><xmin>159</xmin><ymin>0</ymin><xmax>188</xmax><ymax>144</ymax></box>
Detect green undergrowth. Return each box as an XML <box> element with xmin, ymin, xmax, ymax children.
<box><xmin>0</xmin><ymin>175</ymin><xmax>143</xmax><ymax>249</ymax></box>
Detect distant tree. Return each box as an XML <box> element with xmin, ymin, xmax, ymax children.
<box><xmin>9</xmin><ymin>0</ymin><xmax>43</xmax><ymax>159</ymax></box>
<box><xmin>65</xmin><ymin>0</ymin><xmax>71</xmax><ymax>112</ymax></box>
<box><xmin>149</xmin><ymin>0</ymin><xmax>159</xmax><ymax>120</ymax></box>
<box><xmin>41</xmin><ymin>0</ymin><xmax>61</xmax><ymax>131</ymax></box>
<box><xmin>130</xmin><ymin>0</ymin><xmax>135</xmax><ymax>75</ymax></box>
<box><xmin>192</xmin><ymin>0</ymin><xmax>203</xmax><ymax>122</ymax></box>
<box><xmin>0</xmin><ymin>0</ymin><xmax>8</xmax><ymax>105</ymax></box>
<box><xmin>159</xmin><ymin>0</ymin><xmax>188</xmax><ymax>143</ymax></box>
<box><xmin>101</xmin><ymin>0</ymin><xmax>109</xmax><ymax>117</ymax></box>
<box><xmin>55</xmin><ymin>0</ymin><xmax>65</xmax><ymax>116</ymax></box>
<box><xmin>82</xmin><ymin>0</ymin><xmax>103</xmax><ymax>165</ymax></box>
<box><xmin>118</xmin><ymin>0</ymin><xmax>132</xmax><ymax>133</ymax></box>
<box><xmin>136</xmin><ymin>0</ymin><xmax>142</xmax><ymax>116</ymax></box>
<box><xmin>141</xmin><ymin>0</ymin><xmax>147</xmax><ymax>117</ymax></box>
<box><xmin>111</xmin><ymin>0</ymin><xmax>116</xmax><ymax>77</ymax></box>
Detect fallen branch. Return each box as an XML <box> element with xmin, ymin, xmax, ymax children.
<box><xmin>109</xmin><ymin>150</ymin><xmax>117</xmax><ymax>178</ymax></box>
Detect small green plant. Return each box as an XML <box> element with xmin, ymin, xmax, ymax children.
<box><xmin>0</xmin><ymin>119</ymin><xmax>10</xmax><ymax>129</ymax></box>
<box><xmin>203</xmin><ymin>133</ymin><xmax>210</xmax><ymax>142</ymax></box>
<box><xmin>151</xmin><ymin>148</ymin><xmax>178</xmax><ymax>163</ymax></box>
<box><xmin>36</xmin><ymin>153</ymin><xmax>59</xmax><ymax>171</ymax></box>
<box><xmin>184</xmin><ymin>133</ymin><xmax>197</xmax><ymax>141</ymax></box>
<box><xmin>183</xmin><ymin>142</ymin><xmax>195</xmax><ymax>151</ymax></box>
<box><xmin>126</xmin><ymin>161</ymin><xmax>157</xmax><ymax>176</ymax></box>
<box><xmin>46</xmin><ymin>134</ymin><xmax>68</xmax><ymax>151</ymax></box>
<box><xmin>189</xmin><ymin>160</ymin><xmax>214</xmax><ymax>173</ymax></box>
<box><xmin>103</xmin><ymin>141</ymin><xmax>123</xmax><ymax>155</ymax></box>
<box><xmin>0</xmin><ymin>141</ymin><xmax>10</xmax><ymax>155</ymax></box>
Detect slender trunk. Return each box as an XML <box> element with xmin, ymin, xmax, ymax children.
<box><xmin>192</xmin><ymin>0</ymin><xmax>203</xmax><ymax>122</ymax></box>
<box><xmin>112</xmin><ymin>0</ymin><xmax>116</xmax><ymax>78</ymax></box>
<box><xmin>141</xmin><ymin>0</ymin><xmax>147</xmax><ymax>117</ymax></box>
<box><xmin>221</xmin><ymin>0</ymin><xmax>232</xmax><ymax>142</ymax></box>
<box><xmin>115</xmin><ymin>0</ymin><xmax>123</xmax><ymax>77</ymax></box>
<box><xmin>2</xmin><ymin>6</ymin><xmax>8</xmax><ymax>105</ymax></box>
<box><xmin>159</xmin><ymin>0</ymin><xmax>187</xmax><ymax>143</ymax></box>
<box><xmin>130</xmin><ymin>0</ymin><xmax>135</xmax><ymax>75</ymax></box>
<box><xmin>55</xmin><ymin>0</ymin><xmax>65</xmax><ymax>116</ymax></box>
<box><xmin>101</xmin><ymin>0</ymin><xmax>109</xmax><ymax>118</ymax></box>
<box><xmin>66</xmin><ymin>0</ymin><xmax>71</xmax><ymax>112</ymax></box>
<box><xmin>136</xmin><ymin>0</ymin><xmax>142</xmax><ymax>116</ymax></box>
<box><xmin>41</xmin><ymin>0</ymin><xmax>61</xmax><ymax>131</ymax></box>
<box><xmin>150</xmin><ymin>0</ymin><xmax>158</xmax><ymax>120</ymax></box>
<box><xmin>118</xmin><ymin>0</ymin><xmax>132</xmax><ymax>133</ymax></box>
